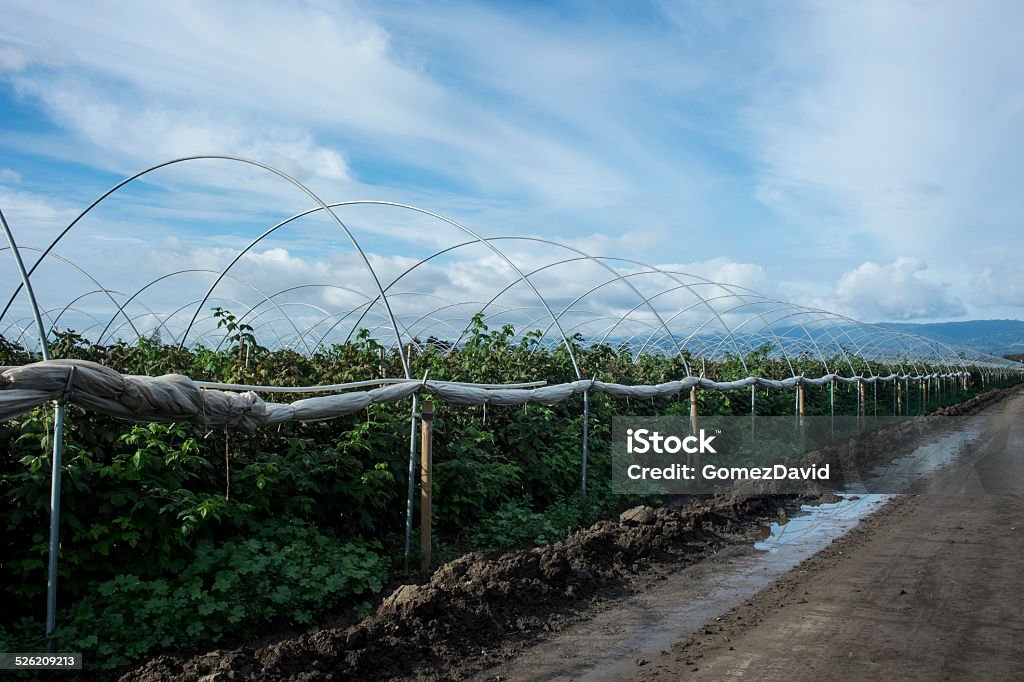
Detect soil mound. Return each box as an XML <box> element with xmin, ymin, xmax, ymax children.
<box><xmin>117</xmin><ymin>495</ymin><xmax>789</xmax><ymax>681</ymax></box>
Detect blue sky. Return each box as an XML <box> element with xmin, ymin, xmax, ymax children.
<box><xmin>1</xmin><ymin>0</ymin><xmax>1023</xmax><ymax>340</ymax></box>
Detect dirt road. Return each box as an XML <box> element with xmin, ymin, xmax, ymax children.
<box><xmin>482</xmin><ymin>392</ymin><xmax>1024</xmax><ymax>682</ymax></box>
<box><xmin>636</xmin><ymin>393</ymin><xmax>1024</xmax><ymax>681</ymax></box>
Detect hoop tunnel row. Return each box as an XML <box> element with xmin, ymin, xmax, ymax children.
<box><xmin>1</xmin><ymin>156</ymin><xmax>1019</xmax><ymax>380</ymax></box>
<box><xmin>3</xmin><ymin>157</ymin><xmax>1021</xmax><ymax>651</ymax></box>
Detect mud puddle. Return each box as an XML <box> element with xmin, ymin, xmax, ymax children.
<box><xmin>843</xmin><ymin>420</ymin><xmax>983</xmax><ymax>493</ymax></box>
<box><xmin>495</xmin><ymin>495</ymin><xmax>887</xmax><ymax>681</ymax></box>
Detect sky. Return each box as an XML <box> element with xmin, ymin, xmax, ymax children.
<box><xmin>1</xmin><ymin>0</ymin><xmax>1023</xmax><ymax>347</ymax></box>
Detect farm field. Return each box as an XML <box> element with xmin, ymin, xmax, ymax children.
<box><xmin>2</xmin><ymin>320</ymin><xmax>1019</xmax><ymax>677</ymax></box>
<box><xmin>2</xmin><ymin>159</ymin><xmax>1022</xmax><ymax>680</ymax></box>
<box><xmin>4</xmin><ymin>3</ymin><xmax>1024</xmax><ymax>680</ymax></box>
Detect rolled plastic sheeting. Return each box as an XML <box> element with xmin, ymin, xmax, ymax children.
<box><xmin>0</xmin><ymin>359</ymin><xmax>977</xmax><ymax>433</ymax></box>
<box><xmin>0</xmin><ymin>360</ymin><xmax>270</xmax><ymax>431</ymax></box>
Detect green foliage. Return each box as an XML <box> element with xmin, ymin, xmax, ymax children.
<box><xmin>4</xmin><ymin>519</ymin><xmax>384</xmax><ymax>668</ymax></box>
<box><xmin>468</xmin><ymin>500</ymin><xmax>563</xmax><ymax>550</ymax></box>
<box><xmin>467</xmin><ymin>488</ymin><xmax>612</xmax><ymax>552</ymax></box>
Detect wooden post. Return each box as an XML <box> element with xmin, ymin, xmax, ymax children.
<box><xmin>797</xmin><ymin>382</ymin><xmax>806</xmax><ymax>440</ymax></box>
<box><xmin>830</xmin><ymin>378</ymin><xmax>835</xmax><ymax>418</ymax></box>
<box><xmin>897</xmin><ymin>380</ymin><xmax>903</xmax><ymax>416</ymax></box>
<box><xmin>420</xmin><ymin>400</ymin><xmax>433</xmax><ymax>574</ymax></box>
<box><xmin>689</xmin><ymin>386</ymin><xmax>698</xmax><ymax>435</ymax></box>
<box><xmin>689</xmin><ymin>386</ymin><xmax>699</xmax><ymax>470</ymax></box>
<box><xmin>858</xmin><ymin>381</ymin><xmax>866</xmax><ymax>429</ymax></box>
<box><xmin>750</xmin><ymin>383</ymin><xmax>756</xmax><ymax>438</ymax></box>
<box><xmin>830</xmin><ymin>378</ymin><xmax>836</xmax><ymax>438</ymax></box>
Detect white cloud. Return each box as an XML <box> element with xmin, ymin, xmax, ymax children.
<box><xmin>13</xmin><ymin>76</ymin><xmax>352</xmax><ymax>184</ymax></box>
<box><xmin>0</xmin><ymin>0</ymin><xmax>659</xmax><ymax>208</ymax></box>
<box><xmin>0</xmin><ymin>184</ymin><xmax>74</xmax><ymax>235</ymax></box>
<box><xmin>970</xmin><ymin>247</ymin><xmax>1024</xmax><ymax>309</ymax></box>
<box><xmin>21</xmin><ymin>230</ymin><xmax>792</xmax><ymax>349</ymax></box>
<box><xmin>655</xmin><ymin>257</ymin><xmax>773</xmax><ymax>296</ymax></box>
<box><xmin>834</xmin><ymin>258</ymin><xmax>965</xmax><ymax>321</ymax></box>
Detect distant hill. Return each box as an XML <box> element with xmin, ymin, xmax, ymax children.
<box><xmin>878</xmin><ymin>319</ymin><xmax>1024</xmax><ymax>357</ymax></box>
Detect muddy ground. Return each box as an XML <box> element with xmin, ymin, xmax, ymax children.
<box><xmin>112</xmin><ymin>495</ymin><xmax>796</xmax><ymax>682</ymax></box>
<box><xmin>635</xmin><ymin>388</ymin><xmax>1024</xmax><ymax>681</ymax></box>
<box><xmin>87</xmin><ymin>385</ymin><xmax>1020</xmax><ymax>682</ymax></box>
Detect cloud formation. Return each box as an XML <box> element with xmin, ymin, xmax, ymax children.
<box><xmin>971</xmin><ymin>248</ymin><xmax>1024</xmax><ymax>309</ymax></box>
<box><xmin>1</xmin><ymin>1</ymin><xmax>1022</xmax><ymax>323</ymax></box>
<box><xmin>835</xmin><ymin>258</ymin><xmax>965</xmax><ymax>321</ymax></box>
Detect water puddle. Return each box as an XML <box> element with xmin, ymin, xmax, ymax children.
<box><xmin>751</xmin><ymin>422</ymin><xmax>982</xmax><ymax>557</ymax></box>
<box><xmin>843</xmin><ymin>424</ymin><xmax>983</xmax><ymax>494</ymax></box>
<box><xmin>753</xmin><ymin>493</ymin><xmax>889</xmax><ymax>552</ymax></box>
<box><xmin>578</xmin><ymin>494</ymin><xmax>890</xmax><ymax>681</ymax></box>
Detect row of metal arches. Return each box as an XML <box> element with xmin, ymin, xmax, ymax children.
<box><xmin>2</xmin><ymin>156</ymin><xmax>1019</xmax><ymax>384</ymax></box>
<box><xmin>0</xmin><ymin>248</ymin><xmax>986</xmax><ymax>380</ymax></box>
<box><xmin>0</xmin><ymin>247</ymin><xmax>1001</xmax><ymax>381</ymax></box>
